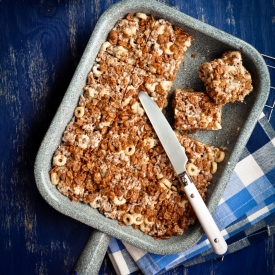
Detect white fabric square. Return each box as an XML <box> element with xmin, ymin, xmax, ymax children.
<box><xmin>218</xmin><ymin>197</ymin><xmax>225</xmax><ymax>205</ymax></box>
<box><xmin>258</xmin><ymin>112</ymin><xmax>265</xmax><ymax>119</ymax></box>
<box><xmin>123</xmin><ymin>242</ymin><xmax>147</xmax><ymax>261</ymax></box>
<box><xmin>221</xmin><ymin>228</ymin><xmax>228</xmax><ymax>237</ymax></box>
<box><xmin>234</xmin><ymin>155</ymin><xmax>264</xmax><ymax>186</ymax></box>
<box><xmin>109</xmin><ymin>250</ymin><xmax>131</xmax><ymax>275</ymax></box>
<box><xmin>247</xmin><ymin>206</ymin><xmax>269</xmax><ymax>222</ymax></box>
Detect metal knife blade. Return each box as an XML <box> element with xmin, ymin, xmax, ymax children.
<box><xmin>138</xmin><ymin>92</ymin><xmax>187</xmax><ymax>176</ymax></box>
<box><xmin>138</xmin><ymin>91</ymin><xmax>227</xmax><ymax>255</ymax></box>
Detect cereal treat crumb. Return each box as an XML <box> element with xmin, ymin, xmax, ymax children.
<box><xmin>173</xmin><ymin>88</ymin><xmax>222</xmax><ymax>131</ymax></box>
<box><xmin>198</xmin><ymin>51</ymin><xmax>253</xmax><ymax>105</ymax></box>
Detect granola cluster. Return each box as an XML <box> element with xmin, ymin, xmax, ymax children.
<box><xmin>50</xmin><ymin>13</ymin><xmax>226</xmax><ymax>239</ymax></box>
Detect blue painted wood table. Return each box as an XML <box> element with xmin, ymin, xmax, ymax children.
<box><xmin>1</xmin><ymin>0</ymin><xmax>274</xmax><ymax>274</ymax></box>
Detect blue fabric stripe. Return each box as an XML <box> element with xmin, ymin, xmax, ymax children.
<box><xmin>247</xmin><ymin>175</ymin><xmax>275</xmax><ymax>203</ymax></box>
<box><xmin>220</xmin><ymin>171</ymin><xmax>245</xmax><ymax>200</ymax></box>
<box><xmin>108</xmin><ymin>238</ymin><xmax>126</xmax><ymax>253</ymax></box>
<box><xmin>225</xmin><ymin>188</ymin><xmax>257</xmax><ymax>217</ymax></box>
<box><xmin>246</xmin><ymin>122</ymin><xmax>270</xmax><ymax>153</ymax></box>
<box><xmin>265</xmin><ymin>167</ymin><xmax>275</xmax><ymax>187</ymax></box>
<box><xmin>136</xmin><ymin>254</ymin><xmax>161</xmax><ymax>275</ymax></box>
<box><xmin>252</xmin><ymin>141</ymin><xmax>275</xmax><ymax>173</ymax></box>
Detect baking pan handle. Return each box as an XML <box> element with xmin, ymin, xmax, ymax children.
<box><xmin>71</xmin><ymin>230</ymin><xmax>110</xmax><ymax>275</ymax></box>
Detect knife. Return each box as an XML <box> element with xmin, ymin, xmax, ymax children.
<box><xmin>138</xmin><ymin>91</ymin><xmax>227</xmax><ymax>255</ymax></box>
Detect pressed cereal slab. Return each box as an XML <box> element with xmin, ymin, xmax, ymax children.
<box><xmin>34</xmin><ymin>0</ymin><xmax>270</xmax><ymax>256</ymax></box>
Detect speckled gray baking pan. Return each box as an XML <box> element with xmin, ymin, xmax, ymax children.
<box><xmin>34</xmin><ymin>0</ymin><xmax>270</xmax><ymax>266</ymax></box>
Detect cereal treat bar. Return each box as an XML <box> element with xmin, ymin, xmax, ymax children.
<box><xmin>198</xmin><ymin>51</ymin><xmax>253</xmax><ymax>105</ymax></box>
<box><xmin>175</xmin><ymin>132</ymin><xmax>225</xmax><ymax>200</ymax></box>
<box><xmin>83</xmin><ymin>54</ymin><xmax>135</xmax><ymax>129</ymax></box>
<box><xmin>140</xmin><ymin>19</ymin><xmax>193</xmax><ymax>80</ymax></box>
<box><xmin>173</xmin><ymin>88</ymin><xmax>222</xmax><ymax>131</ymax></box>
<box><xmin>97</xmin><ymin>13</ymin><xmax>155</xmax><ymax>65</ymax></box>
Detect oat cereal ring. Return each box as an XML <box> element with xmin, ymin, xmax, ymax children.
<box><xmin>73</xmin><ymin>186</ymin><xmax>84</xmax><ymax>196</ymax></box>
<box><xmin>164</xmin><ymin>42</ymin><xmax>174</xmax><ymax>55</ymax></box>
<box><xmin>178</xmin><ymin>199</ymin><xmax>188</xmax><ymax>208</ymax></box>
<box><xmin>123</xmin><ymin>213</ymin><xmax>134</xmax><ymax>225</ymax></box>
<box><xmin>131</xmin><ymin>101</ymin><xmax>144</xmax><ymax>115</ymax></box>
<box><xmin>113</xmin><ymin>196</ymin><xmax>126</xmax><ymax>206</ymax></box>
<box><xmin>53</xmin><ymin>155</ymin><xmax>67</xmax><ymax>166</ymax></box>
<box><xmin>124</xmin><ymin>145</ymin><xmax>135</xmax><ymax>156</ymax></box>
<box><xmin>139</xmin><ymin>223</ymin><xmax>151</xmax><ymax>234</ymax></box>
<box><xmin>144</xmin><ymin>216</ymin><xmax>154</xmax><ymax>226</ymax></box>
<box><xmin>166</xmin><ymin>189</ymin><xmax>175</xmax><ymax>199</ymax></box>
<box><xmin>50</xmin><ymin>172</ymin><xmax>59</xmax><ymax>185</ymax></box>
<box><xmin>171</xmin><ymin>186</ymin><xmax>177</xmax><ymax>191</ymax></box>
<box><xmin>211</xmin><ymin>162</ymin><xmax>218</xmax><ymax>174</ymax></box>
<box><xmin>86</xmin><ymin>87</ymin><xmax>97</xmax><ymax>98</ymax></box>
<box><xmin>133</xmin><ymin>213</ymin><xmax>143</xmax><ymax>225</ymax></box>
<box><xmin>92</xmin><ymin>64</ymin><xmax>103</xmax><ymax>77</ymax></box>
<box><xmin>78</xmin><ymin>134</ymin><xmax>90</xmax><ymax>149</ymax></box>
<box><xmin>101</xmin><ymin>201</ymin><xmax>112</xmax><ymax>212</ymax></box>
<box><xmin>215</xmin><ymin>150</ymin><xmax>225</xmax><ymax>163</ymax></box>
<box><xmin>135</xmin><ymin>12</ymin><xmax>148</xmax><ymax>19</ymax></box>
<box><xmin>143</xmin><ymin>138</ymin><xmax>157</xmax><ymax>149</ymax></box>
<box><xmin>186</xmin><ymin>163</ymin><xmax>200</xmax><ymax>176</ymax></box>
<box><xmin>90</xmin><ymin>196</ymin><xmax>102</xmax><ymax>209</ymax></box>
<box><xmin>74</xmin><ymin>106</ymin><xmax>84</xmax><ymax>118</ymax></box>
<box><xmin>160</xmin><ymin>179</ymin><xmax>172</xmax><ymax>189</ymax></box>
<box><xmin>101</xmin><ymin>41</ymin><xmax>111</xmax><ymax>51</ymax></box>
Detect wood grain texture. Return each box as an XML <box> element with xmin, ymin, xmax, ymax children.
<box><xmin>0</xmin><ymin>0</ymin><xmax>274</xmax><ymax>274</ymax></box>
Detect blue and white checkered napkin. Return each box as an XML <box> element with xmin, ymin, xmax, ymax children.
<box><xmin>107</xmin><ymin>113</ymin><xmax>275</xmax><ymax>275</ymax></box>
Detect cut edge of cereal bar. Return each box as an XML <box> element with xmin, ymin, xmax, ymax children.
<box><xmin>173</xmin><ymin>88</ymin><xmax>222</xmax><ymax>131</ymax></box>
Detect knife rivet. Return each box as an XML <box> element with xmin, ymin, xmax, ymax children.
<box><xmin>214</xmin><ymin>238</ymin><xmax>219</xmax><ymax>243</ymax></box>
<box><xmin>190</xmin><ymin>194</ymin><xmax>195</xmax><ymax>198</ymax></box>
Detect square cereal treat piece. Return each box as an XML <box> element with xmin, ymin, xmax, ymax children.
<box><xmin>88</xmin><ymin>54</ymin><xmax>134</xmax><ymax>93</ymax></box>
<box><xmin>173</xmin><ymin>88</ymin><xmax>222</xmax><ymax>131</ymax></box>
<box><xmin>198</xmin><ymin>51</ymin><xmax>253</xmax><ymax>105</ymax></box>
<box><xmin>139</xmin><ymin>19</ymin><xmax>193</xmax><ymax>80</ymax></box>
<box><xmin>97</xmin><ymin>13</ymin><xmax>155</xmax><ymax>65</ymax></box>
<box><xmin>175</xmin><ymin>132</ymin><xmax>226</xmax><ymax>199</ymax></box>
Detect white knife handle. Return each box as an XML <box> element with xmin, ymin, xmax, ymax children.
<box><xmin>179</xmin><ymin>172</ymin><xmax>227</xmax><ymax>255</ymax></box>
